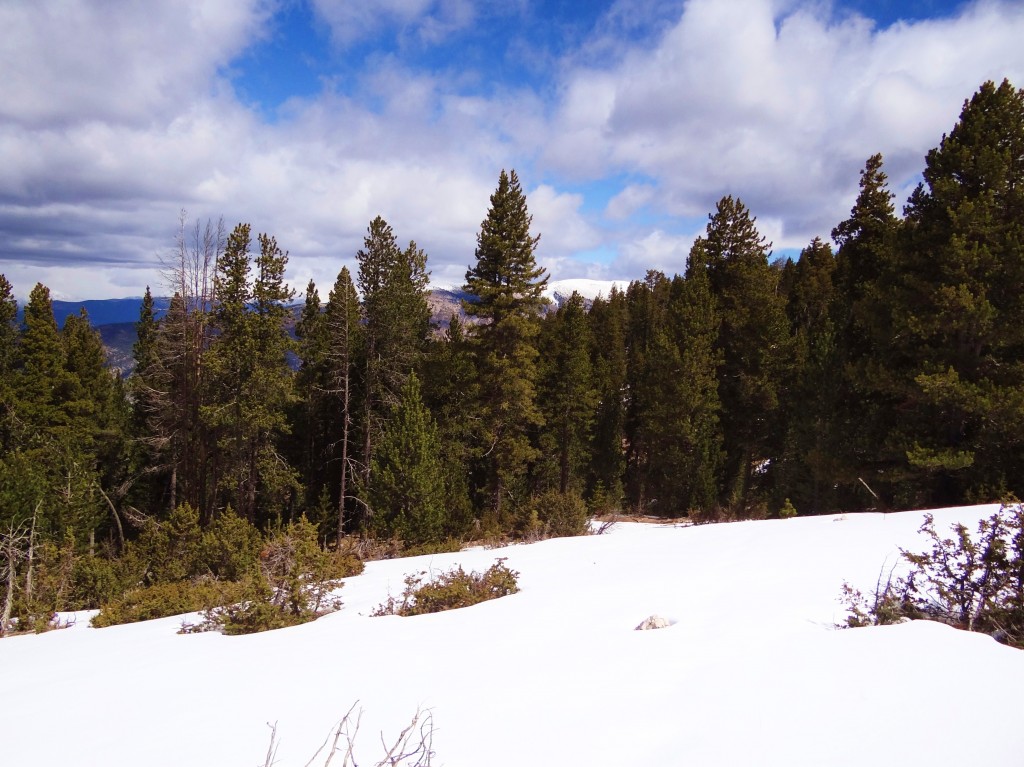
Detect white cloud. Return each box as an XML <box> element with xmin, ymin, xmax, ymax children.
<box><xmin>0</xmin><ymin>0</ymin><xmax>271</xmax><ymax>128</ymax></box>
<box><xmin>546</xmin><ymin>0</ymin><xmax>1024</xmax><ymax>244</ymax></box>
<box><xmin>3</xmin><ymin>0</ymin><xmax>1024</xmax><ymax>300</ymax></box>
<box><xmin>616</xmin><ymin>229</ymin><xmax>695</xmax><ymax>277</ymax></box>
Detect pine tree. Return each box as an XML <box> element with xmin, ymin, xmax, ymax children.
<box><xmin>674</xmin><ymin>250</ymin><xmax>724</xmax><ymax>512</ymax></box>
<box><xmin>292</xmin><ymin>279</ymin><xmax>329</xmax><ymax>510</ymax></box>
<box><xmin>622</xmin><ymin>271</ymin><xmax>672</xmax><ymax>511</ymax></box>
<box><xmin>701</xmin><ymin>197</ymin><xmax>791</xmax><ymax>514</ymax></box>
<box><xmin>829</xmin><ymin>154</ymin><xmax>902</xmax><ymax>508</ymax></box>
<box><xmin>890</xmin><ymin>79</ymin><xmax>1024</xmax><ymax>505</ymax></box>
<box><xmin>586</xmin><ymin>288</ymin><xmax>628</xmax><ymax>510</ymax></box>
<box><xmin>356</xmin><ymin>218</ymin><xmax>432</xmax><ymax>493</ymax></box>
<box><xmin>0</xmin><ymin>275</ymin><xmax>19</xmax><ymax>454</ymax></box>
<box><xmin>778</xmin><ymin>238</ymin><xmax>841</xmax><ymax>514</ymax></box>
<box><xmin>421</xmin><ymin>313</ymin><xmax>475</xmax><ymax>537</ymax></box>
<box><xmin>463</xmin><ymin>169</ymin><xmax>548</xmax><ymax>523</ymax></box>
<box><xmin>323</xmin><ymin>267</ymin><xmax>363</xmax><ymax>544</ymax></box>
<box><xmin>368</xmin><ymin>373</ymin><xmax>446</xmax><ymax>545</ymax></box>
<box><xmin>204</xmin><ymin>225</ymin><xmax>297</xmax><ymax>524</ymax></box>
<box><xmin>537</xmin><ymin>292</ymin><xmax>598</xmax><ymax>495</ymax></box>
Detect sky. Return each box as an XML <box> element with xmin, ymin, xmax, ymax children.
<box><xmin>1</xmin><ymin>0</ymin><xmax>1023</xmax><ymax>301</ymax></box>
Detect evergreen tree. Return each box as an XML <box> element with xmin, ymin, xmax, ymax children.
<box><xmin>323</xmin><ymin>267</ymin><xmax>363</xmax><ymax>544</ymax></box>
<box><xmin>622</xmin><ymin>271</ymin><xmax>672</xmax><ymax>511</ymax></box>
<box><xmin>292</xmin><ymin>279</ymin><xmax>330</xmax><ymax>511</ymax></box>
<box><xmin>204</xmin><ymin>225</ymin><xmax>297</xmax><ymax>525</ymax></box>
<box><xmin>0</xmin><ymin>275</ymin><xmax>18</xmax><ymax>454</ymax></box>
<box><xmin>778</xmin><ymin>238</ymin><xmax>841</xmax><ymax>514</ymax></box>
<box><xmin>829</xmin><ymin>154</ymin><xmax>902</xmax><ymax>508</ymax></box>
<box><xmin>674</xmin><ymin>251</ymin><xmax>725</xmax><ymax>512</ymax></box>
<box><xmin>701</xmin><ymin>197</ymin><xmax>791</xmax><ymax>513</ymax></box>
<box><xmin>356</xmin><ymin>218</ymin><xmax>432</xmax><ymax>493</ymax></box>
<box><xmin>463</xmin><ymin>169</ymin><xmax>548</xmax><ymax>523</ymax></box>
<box><xmin>537</xmin><ymin>292</ymin><xmax>598</xmax><ymax>495</ymax></box>
<box><xmin>586</xmin><ymin>288</ymin><xmax>628</xmax><ymax>510</ymax></box>
<box><xmin>421</xmin><ymin>313</ymin><xmax>475</xmax><ymax>537</ymax></box>
<box><xmin>890</xmin><ymin>79</ymin><xmax>1024</xmax><ymax>505</ymax></box>
<box><xmin>368</xmin><ymin>373</ymin><xmax>446</xmax><ymax>545</ymax></box>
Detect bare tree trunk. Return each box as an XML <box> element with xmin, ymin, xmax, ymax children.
<box><xmin>24</xmin><ymin>500</ymin><xmax>39</xmax><ymax>602</ymax></box>
<box><xmin>337</xmin><ymin>368</ymin><xmax>351</xmax><ymax>548</ymax></box>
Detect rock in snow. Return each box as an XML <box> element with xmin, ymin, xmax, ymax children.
<box><xmin>635</xmin><ymin>614</ymin><xmax>672</xmax><ymax>630</ymax></box>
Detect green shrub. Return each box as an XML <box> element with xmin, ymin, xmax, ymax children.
<box><xmin>779</xmin><ymin>498</ymin><xmax>798</xmax><ymax>519</ymax></box>
<box><xmin>530</xmin><ymin>489</ymin><xmax>589</xmax><ymax>538</ymax></box>
<box><xmin>401</xmin><ymin>538</ymin><xmax>464</xmax><ymax>558</ymax></box>
<box><xmin>189</xmin><ymin>517</ymin><xmax>360</xmax><ymax>635</ymax></box>
<box><xmin>200</xmin><ymin>507</ymin><xmax>262</xmax><ymax>580</ymax></box>
<box><xmin>372</xmin><ymin>559</ymin><xmax>519</xmax><ymax>617</ymax></box>
<box><xmin>839</xmin><ymin>503</ymin><xmax>1024</xmax><ymax>647</ymax></box>
<box><xmin>92</xmin><ymin>577</ymin><xmax>254</xmax><ymax>628</ymax></box>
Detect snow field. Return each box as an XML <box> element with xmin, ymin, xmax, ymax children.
<box><xmin>2</xmin><ymin>504</ymin><xmax>1023</xmax><ymax>766</ymax></box>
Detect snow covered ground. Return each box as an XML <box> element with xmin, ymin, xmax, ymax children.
<box><xmin>4</xmin><ymin>505</ymin><xmax>1024</xmax><ymax>766</ymax></box>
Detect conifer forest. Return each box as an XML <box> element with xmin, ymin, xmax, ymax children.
<box><xmin>3</xmin><ymin>80</ymin><xmax>1024</xmax><ymax>631</ymax></box>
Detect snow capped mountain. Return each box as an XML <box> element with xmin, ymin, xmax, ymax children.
<box><xmin>544</xmin><ymin>278</ymin><xmax>630</xmax><ymax>306</ymax></box>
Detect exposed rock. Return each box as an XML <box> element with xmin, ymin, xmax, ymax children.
<box><xmin>635</xmin><ymin>614</ymin><xmax>671</xmax><ymax>631</ymax></box>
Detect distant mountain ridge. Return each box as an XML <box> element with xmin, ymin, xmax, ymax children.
<box><xmin>27</xmin><ymin>280</ymin><xmax>624</xmax><ymax>373</ymax></box>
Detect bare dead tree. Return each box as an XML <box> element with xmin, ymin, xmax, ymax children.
<box><xmin>1</xmin><ymin>522</ymin><xmax>29</xmax><ymax>636</ymax></box>
<box><xmin>138</xmin><ymin>212</ymin><xmax>224</xmax><ymax>518</ymax></box>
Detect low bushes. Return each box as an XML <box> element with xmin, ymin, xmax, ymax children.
<box><xmin>372</xmin><ymin>559</ymin><xmax>519</xmax><ymax>617</ymax></box>
<box><xmin>840</xmin><ymin>502</ymin><xmax>1024</xmax><ymax>648</ymax></box>
<box><xmin>93</xmin><ymin>513</ymin><xmax>363</xmax><ymax>634</ymax></box>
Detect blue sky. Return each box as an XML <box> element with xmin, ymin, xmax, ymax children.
<box><xmin>0</xmin><ymin>0</ymin><xmax>1021</xmax><ymax>300</ymax></box>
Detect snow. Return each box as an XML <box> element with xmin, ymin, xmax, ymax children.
<box><xmin>544</xmin><ymin>278</ymin><xmax>630</xmax><ymax>303</ymax></box>
<box><xmin>3</xmin><ymin>505</ymin><xmax>1024</xmax><ymax>766</ymax></box>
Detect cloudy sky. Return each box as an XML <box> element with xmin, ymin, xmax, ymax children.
<box><xmin>2</xmin><ymin>0</ymin><xmax>1023</xmax><ymax>301</ymax></box>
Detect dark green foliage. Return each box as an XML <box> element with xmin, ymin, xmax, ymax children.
<box><xmin>887</xmin><ymin>80</ymin><xmax>1024</xmax><ymax>506</ymax></box>
<box><xmin>464</xmin><ymin>169</ymin><xmax>548</xmax><ymax>523</ymax></box>
<box><xmin>204</xmin><ymin>225</ymin><xmax>298</xmax><ymax>524</ymax></box>
<box><xmin>701</xmin><ymin>197</ymin><xmax>791</xmax><ymax>514</ymax></box>
<box><xmin>841</xmin><ymin>503</ymin><xmax>1024</xmax><ymax>648</ymax></box>
<box><xmin>622</xmin><ymin>267</ymin><xmax>723</xmax><ymax>516</ymax></box>
<box><xmin>420</xmin><ymin>314</ymin><xmax>475</xmax><ymax>537</ymax></box>
<box><xmin>586</xmin><ymin>289</ymin><xmax>628</xmax><ymax>508</ymax></box>
<box><xmin>372</xmin><ymin>558</ymin><xmax>519</xmax><ymax>617</ymax></box>
<box><xmin>369</xmin><ymin>373</ymin><xmax>447</xmax><ymax>545</ymax></box>
<box><xmin>529</xmin><ymin>489</ymin><xmax>589</xmax><ymax>538</ymax></box>
<box><xmin>91</xmin><ymin>577</ymin><xmax>255</xmax><ymax>629</ymax></box>
<box><xmin>357</xmin><ymin>217</ymin><xmax>432</xmax><ymax>497</ymax></box>
<box><xmin>201</xmin><ymin>516</ymin><xmax>360</xmax><ymax>634</ymax></box>
<box><xmin>777</xmin><ymin>238</ymin><xmax>842</xmax><ymax>514</ymax></box>
<box><xmin>323</xmin><ymin>267</ymin><xmax>364</xmax><ymax>543</ymax></box>
<box><xmin>537</xmin><ymin>292</ymin><xmax>598</xmax><ymax>495</ymax></box>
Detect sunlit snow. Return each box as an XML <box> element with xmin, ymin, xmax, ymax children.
<box><xmin>3</xmin><ymin>505</ymin><xmax>1023</xmax><ymax>766</ymax></box>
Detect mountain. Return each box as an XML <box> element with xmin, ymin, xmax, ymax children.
<box><xmin>2</xmin><ymin>504</ymin><xmax>1022</xmax><ymax>766</ymax></box>
<box><xmin>544</xmin><ymin>278</ymin><xmax>629</xmax><ymax>307</ymax></box>
<box><xmin>37</xmin><ymin>282</ymin><xmax>628</xmax><ymax>373</ymax></box>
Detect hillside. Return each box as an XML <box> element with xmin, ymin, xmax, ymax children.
<box><xmin>2</xmin><ymin>505</ymin><xmax>1022</xmax><ymax>766</ymax></box>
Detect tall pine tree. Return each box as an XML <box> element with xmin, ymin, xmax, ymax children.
<box><xmin>463</xmin><ymin>169</ymin><xmax>548</xmax><ymax>524</ymax></box>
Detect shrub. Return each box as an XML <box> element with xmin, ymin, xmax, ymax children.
<box><xmin>190</xmin><ymin>517</ymin><xmax>362</xmax><ymax>635</ymax></box>
<box><xmin>779</xmin><ymin>498</ymin><xmax>798</xmax><ymax>519</ymax></box>
<box><xmin>92</xmin><ymin>577</ymin><xmax>255</xmax><ymax>628</ymax></box>
<box><xmin>200</xmin><ymin>507</ymin><xmax>262</xmax><ymax>580</ymax></box>
<box><xmin>530</xmin><ymin>489</ymin><xmax>589</xmax><ymax>538</ymax></box>
<box><xmin>839</xmin><ymin>503</ymin><xmax>1024</xmax><ymax>647</ymax></box>
<box><xmin>372</xmin><ymin>559</ymin><xmax>519</xmax><ymax>617</ymax></box>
